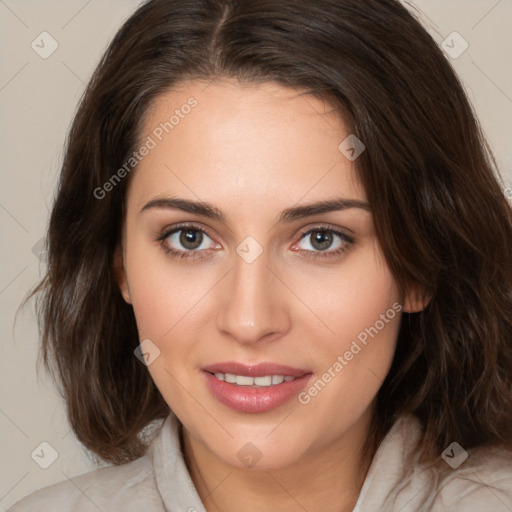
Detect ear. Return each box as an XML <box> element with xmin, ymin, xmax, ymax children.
<box><xmin>112</xmin><ymin>244</ymin><xmax>132</xmax><ymax>304</ymax></box>
<box><xmin>402</xmin><ymin>280</ymin><xmax>431</xmax><ymax>313</ymax></box>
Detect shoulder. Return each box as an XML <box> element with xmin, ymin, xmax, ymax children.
<box><xmin>7</xmin><ymin>450</ymin><xmax>164</xmax><ymax>512</ymax></box>
<box><xmin>430</xmin><ymin>443</ymin><xmax>512</xmax><ymax>511</ymax></box>
<box><xmin>356</xmin><ymin>413</ymin><xmax>512</xmax><ymax>511</ymax></box>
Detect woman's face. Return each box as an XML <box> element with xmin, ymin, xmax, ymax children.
<box><xmin>117</xmin><ymin>79</ymin><xmax>410</xmax><ymax>470</ymax></box>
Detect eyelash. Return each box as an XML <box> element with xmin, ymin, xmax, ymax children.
<box><xmin>156</xmin><ymin>223</ymin><xmax>354</xmax><ymax>261</ymax></box>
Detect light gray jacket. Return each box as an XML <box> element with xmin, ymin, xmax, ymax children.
<box><xmin>8</xmin><ymin>412</ymin><xmax>512</xmax><ymax>511</ymax></box>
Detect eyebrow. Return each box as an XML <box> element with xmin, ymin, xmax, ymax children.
<box><xmin>140</xmin><ymin>197</ymin><xmax>371</xmax><ymax>223</ymax></box>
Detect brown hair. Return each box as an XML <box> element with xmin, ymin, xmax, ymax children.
<box><xmin>28</xmin><ymin>0</ymin><xmax>512</xmax><ymax>465</ymax></box>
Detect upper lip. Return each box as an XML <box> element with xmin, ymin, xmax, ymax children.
<box><xmin>201</xmin><ymin>361</ymin><xmax>311</xmax><ymax>378</ymax></box>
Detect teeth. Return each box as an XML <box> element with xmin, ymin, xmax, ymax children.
<box><xmin>213</xmin><ymin>372</ymin><xmax>298</xmax><ymax>387</ymax></box>
<box><xmin>236</xmin><ymin>375</ymin><xmax>255</xmax><ymax>386</ymax></box>
<box><xmin>225</xmin><ymin>373</ymin><xmax>237</xmax><ymax>383</ymax></box>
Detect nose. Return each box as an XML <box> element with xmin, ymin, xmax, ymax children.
<box><xmin>215</xmin><ymin>247</ymin><xmax>291</xmax><ymax>346</ymax></box>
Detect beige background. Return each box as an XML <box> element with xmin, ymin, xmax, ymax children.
<box><xmin>1</xmin><ymin>0</ymin><xmax>511</xmax><ymax>509</ymax></box>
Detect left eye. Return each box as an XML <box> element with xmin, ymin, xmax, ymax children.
<box><xmin>295</xmin><ymin>228</ymin><xmax>348</xmax><ymax>252</ymax></box>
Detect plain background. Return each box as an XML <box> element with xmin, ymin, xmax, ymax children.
<box><xmin>0</xmin><ymin>0</ymin><xmax>511</xmax><ymax>509</ymax></box>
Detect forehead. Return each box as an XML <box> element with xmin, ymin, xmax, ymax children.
<box><xmin>127</xmin><ymin>79</ymin><xmax>366</xmax><ymax>218</ymax></box>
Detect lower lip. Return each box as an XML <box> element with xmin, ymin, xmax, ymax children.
<box><xmin>202</xmin><ymin>371</ymin><xmax>312</xmax><ymax>413</ymax></box>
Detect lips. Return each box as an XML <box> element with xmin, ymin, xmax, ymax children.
<box><xmin>201</xmin><ymin>361</ymin><xmax>313</xmax><ymax>413</ymax></box>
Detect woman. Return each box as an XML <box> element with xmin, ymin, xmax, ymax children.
<box><xmin>10</xmin><ymin>0</ymin><xmax>512</xmax><ymax>510</ymax></box>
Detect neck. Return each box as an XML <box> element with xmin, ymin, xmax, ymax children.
<box><xmin>182</xmin><ymin>406</ymin><xmax>377</xmax><ymax>512</ymax></box>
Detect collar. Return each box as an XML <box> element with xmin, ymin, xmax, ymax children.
<box><xmin>149</xmin><ymin>412</ymin><xmax>422</xmax><ymax>512</ymax></box>
<box><xmin>151</xmin><ymin>412</ymin><xmax>207</xmax><ymax>512</ymax></box>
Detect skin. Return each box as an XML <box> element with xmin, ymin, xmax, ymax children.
<box><xmin>115</xmin><ymin>79</ymin><xmax>426</xmax><ymax>512</ymax></box>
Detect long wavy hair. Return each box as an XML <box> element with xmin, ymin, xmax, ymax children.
<box><xmin>27</xmin><ymin>0</ymin><xmax>512</xmax><ymax>465</ymax></box>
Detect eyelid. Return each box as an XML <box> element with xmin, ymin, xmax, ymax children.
<box><xmin>296</xmin><ymin>223</ymin><xmax>353</xmax><ymax>239</ymax></box>
<box><xmin>158</xmin><ymin>222</ymin><xmax>217</xmax><ymax>242</ymax></box>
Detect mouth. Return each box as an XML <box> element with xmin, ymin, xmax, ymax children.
<box><xmin>201</xmin><ymin>362</ymin><xmax>313</xmax><ymax>413</ymax></box>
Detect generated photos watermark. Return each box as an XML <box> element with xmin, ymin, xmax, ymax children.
<box><xmin>298</xmin><ymin>301</ymin><xmax>403</xmax><ymax>405</ymax></box>
<box><xmin>93</xmin><ymin>96</ymin><xmax>198</xmax><ymax>200</ymax></box>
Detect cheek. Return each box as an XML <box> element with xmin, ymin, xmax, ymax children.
<box><xmin>290</xmin><ymin>240</ymin><xmax>401</xmax><ymax>409</ymax></box>
<box><xmin>124</xmin><ymin>243</ymin><xmax>211</xmax><ymax>411</ymax></box>
<box><xmin>289</xmin><ymin>240</ymin><xmax>400</xmax><ymax>347</ymax></box>
<box><xmin>296</xmin><ymin>264</ymin><xmax>401</xmax><ymax>429</ymax></box>
<box><xmin>125</xmin><ymin>237</ymin><xmax>214</xmax><ymax>339</ymax></box>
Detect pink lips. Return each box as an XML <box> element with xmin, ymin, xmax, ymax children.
<box><xmin>201</xmin><ymin>361</ymin><xmax>313</xmax><ymax>413</ymax></box>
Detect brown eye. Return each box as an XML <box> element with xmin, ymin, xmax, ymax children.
<box><xmin>292</xmin><ymin>226</ymin><xmax>354</xmax><ymax>260</ymax></box>
<box><xmin>161</xmin><ymin>226</ymin><xmax>217</xmax><ymax>254</ymax></box>
<box><xmin>179</xmin><ymin>229</ymin><xmax>204</xmax><ymax>250</ymax></box>
<box><xmin>158</xmin><ymin>225</ymin><xmax>220</xmax><ymax>258</ymax></box>
<box><xmin>309</xmin><ymin>230</ymin><xmax>335</xmax><ymax>251</ymax></box>
<box><xmin>297</xmin><ymin>228</ymin><xmax>345</xmax><ymax>252</ymax></box>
